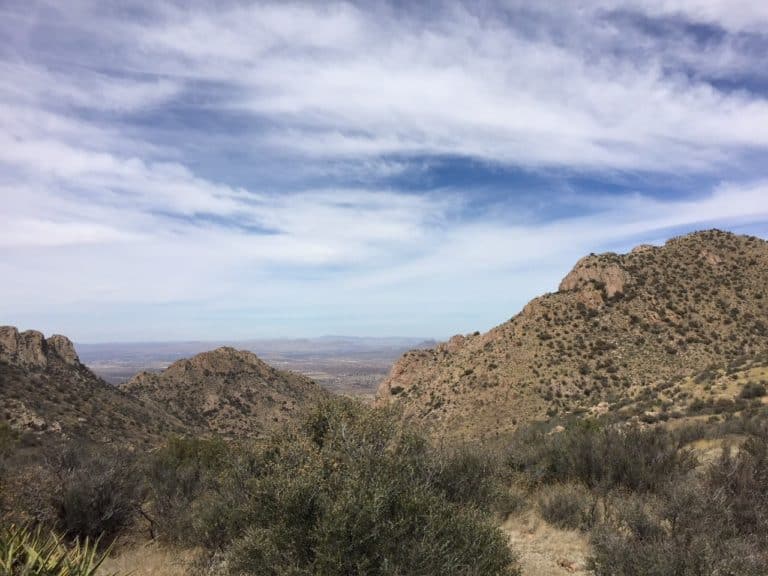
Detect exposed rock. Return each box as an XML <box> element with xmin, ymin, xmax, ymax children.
<box><xmin>0</xmin><ymin>327</ymin><xmax>82</xmax><ymax>368</ymax></box>
<box><xmin>47</xmin><ymin>334</ymin><xmax>80</xmax><ymax>365</ymax></box>
<box><xmin>0</xmin><ymin>326</ymin><xmax>48</xmax><ymax>367</ymax></box>
<box><xmin>558</xmin><ymin>254</ymin><xmax>630</xmax><ymax>299</ymax></box>
<box><xmin>1</xmin><ymin>327</ymin><xmax>192</xmax><ymax>445</ymax></box>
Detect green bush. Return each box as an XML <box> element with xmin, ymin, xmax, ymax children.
<box><xmin>740</xmin><ymin>381</ymin><xmax>767</xmax><ymax>399</ymax></box>
<box><xmin>50</xmin><ymin>444</ymin><xmax>142</xmax><ymax>543</ymax></box>
<box><xmin>176</xmin><ymin>398</ymin><xmax>520</xmax><ymax>576</ymax></box>
<box><xmin>429</xmin><ymin>443</ymin><xmax>511</xmax><ymax>513</ymax></box>
<box><xmin>507</xmin><ymin>421</ymin><xmax>695</xmax><ymax>492</ymax></box>
<box><xmin>589</xmin><ymin>430</ymin><xmax>768</xmax><ymax>575</ymax></box>
<box><xmin>145</xmin><ymin>435</ymin><xmax>230</xmax><ymax>544</ymax></box>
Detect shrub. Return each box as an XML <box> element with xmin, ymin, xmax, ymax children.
<box><xmin>506</xmin><ymin>422</ymin><xmax>695</xmax><ymax>492</ymax></box>
<box><xmin>589</xmin><ymin>431</ymin><xmax>768</xmax><ymax>575</ymax></box>
<box><xmin>429</xmin><ymin>443</ymin><xmax>509</xmax><ymax>513</ymax></box>
<box><xmin>193</xmin><ymin>399</ymin><xmax>521</xmax><ymax>575</ymax></box>
<box><xmin>50</xmin><ymin>443</ymin><xmax>142</xmax><ymax>543</ymax></box>
<box><xmin>145</xmin><ymin>436</ymin><xmax>230</xmax><ymax>544</ymax></box>
<box><xmin>740</xmin><ymin>381</ymin><xmax>767</xmax><ymax>399</ymax></box>
<box><xmin>538</xmin><ymin>483</ymin><xmax>596</xmax><ymax>531</ymax></box>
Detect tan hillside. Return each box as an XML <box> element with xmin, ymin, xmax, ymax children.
<box><xmin>121</xmin><ymin>347</ymin><xmax>328</xmax><ymax>437</ymax></box>
<box><xmin>0</xmin><ymin>326</ymin><xmax>190</xmax><ymax>445</ymax></box>
<box><xmin>377</xmin><ymin>230</ymin><xmax>768</xmax><ymax>439</ymax></box>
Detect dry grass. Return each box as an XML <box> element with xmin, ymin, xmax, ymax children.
<box><xmin>98</xmin><ymin>542</ymin><xmax>201</xmax><ymax>576</ymax></box>
<box><xmin>502</xmin><ymin>509</ymin><xmax>591</xmax><ymax>576</ymax></box>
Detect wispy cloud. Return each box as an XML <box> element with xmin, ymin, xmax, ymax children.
<box><xmin>0</xmin><ymin>0</ymin><xmax>767</xmax><ymax>340</ymax></box>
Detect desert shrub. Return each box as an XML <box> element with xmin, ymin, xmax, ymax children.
<box><xmin>0</xmin><ymin>524</ymin><xmax>116</xmax><ymax>576</ymax></box>
<box><xmin>145</xmin><ymin>436</ymin><xmax>230</xmax><ymax>544</ymax></box>
<box><xmin>429</xmin><ymin>443</ymin><xmax>511</xmax><ymax>513</ymax></box>
<box><xmin>0</xmin><ymin>422</ymin><xmax>17</xmax><ymax>511</ymax></box>
<box><xmin>740</xmin><ymin>381</ymin><xmax>767</xmax><ymax>399</ymax></box>
<box><xmin>589</xmin><ymin>431</ymin><xmax>768</xmax><ymax>575</ymax></box>
<box><xmin>538</xmin><ymin>483</ymin><xmax>596</xmax><ymax>531</ymax></box>
<box><xmin>707</xmin><ymin>432</ymin><xmax>768</xmax><ymax>536</ymax></box>
<box><xmin>197</xmin><ymin>398</ymin><xmax>520</xmax><ymax>576</ymax></box>
<box><xmin>50</xmin><ymin>443</ymin><xmax>142</xmax><ymax>543</ymax></box>
<box><xmin>506</xmin><ymin>422</ymin><xmax>695</xmax><ymax>492</ymax></box>
<box><xmin>0</xmin><ymin>421</ymin><xmax>17</xmax><ymax>463</ymax></box>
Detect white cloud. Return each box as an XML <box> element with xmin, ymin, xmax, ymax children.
<box><xmin>106</xmin><ymin>2</ymin><xmax>768</xmax><ymax>171</ymax></box>
<box><xmin>1</xmin><ymin>1</ymin><xmax>768</xmax><ymax>339</ymax></box>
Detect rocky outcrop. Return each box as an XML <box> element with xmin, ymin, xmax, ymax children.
<box><xmin>47</xmin><ymin>334</ymin><xmax>80</xmax><ymax>365</ymax></box>
<box><xmin>558</xmin><ymin>254</ymin><xmax>630</xmax><ymax>299</ymax></box>
<box><xmin>0</xmin><ymin>326</ymin><xmax>81</xmax><ymax>368</ymax></box>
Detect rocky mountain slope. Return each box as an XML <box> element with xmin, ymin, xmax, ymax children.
<box><xmin>0</xmin><ymin>326</ymin><xmax>190</xmax><ymax>445</ymax></box>
<box><xmin>122</xmin><ymin>347</ymin><xmax>328</xmax><ymax>437</ymax></box>
<box><xmin>377</xmin><ymin>230</ymin><xmax>768</xmax><ymax>439</ymax></box>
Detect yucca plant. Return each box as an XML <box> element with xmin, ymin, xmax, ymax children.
<box><xmin>0</xmin><ymin>524</ymin><xmax>116</xmax><ymax>576</ymax></box>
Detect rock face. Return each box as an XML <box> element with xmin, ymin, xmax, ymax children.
<box><xmin>47</xmin><ymin>334</ymin><xmax>80</xmax><ymax>365</ymax></box>
<box><xmin>558</xmin><ymin>254</ymin><xmax>630</xmax><ymax>299</ymax></box>
<box><xmin>377</xmin><ymin>230</ymin><xmax>768</xmax><ymax>439</ymax></box>
<box><xmin>0</xmin><ymin>326</ymin><xmax>80</xmax><ymax>368</ymax></box>
<box><xmin>122</xmin><ymin>347</ymin><xmax>328</xmax><ymax>437</ymax></box>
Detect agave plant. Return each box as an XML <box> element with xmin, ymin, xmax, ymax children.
<box><xmin>0</xmin><ymin>525</ymin><xmax>116</xmax><ymax>576</ymax></box>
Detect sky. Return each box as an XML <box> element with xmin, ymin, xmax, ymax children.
<box><xmin>1</xmin><ymin>0</ymin><xmax>768</xmax><ymax>342</ymax></box>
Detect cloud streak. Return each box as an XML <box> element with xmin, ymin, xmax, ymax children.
<box><xmin>0</xmin><ymin>0</ymin><xmax>767</xmax><ymax>340</ymax></box>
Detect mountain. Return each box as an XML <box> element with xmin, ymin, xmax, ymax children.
<box><xmin>0</xmin><ymin>326</ymin><xmax>190</xmax><ymax>445</ymax></box>
<box><xmin>121</xmin><ymin>347</ymin><xmax>328</xmax><ymax>437</ymax></box>
<box><xmin>377</xmin><ymin>230</ymin><xmax>768</xmax><ymax>439</ymax></box>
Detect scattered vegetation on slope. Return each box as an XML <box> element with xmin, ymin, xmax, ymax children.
<box><xmin>379</xmin><ymin>231</ymin><xmax>768</xmax><ymax>438</ymax></box>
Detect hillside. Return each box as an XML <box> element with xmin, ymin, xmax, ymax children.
<box><xmin>121</xmin><ymin>347</ymin><xmax>328</xmax><ymax>437</ymax></box>
<box><xmin>377</xmin><ymin>230</ymin><xmax>768</xmax><ymax>439</ymax></box>
<box><xmin>0</xmin><ymin>326</ymin><xmax>190</xmax><ymax>446</ymax></box>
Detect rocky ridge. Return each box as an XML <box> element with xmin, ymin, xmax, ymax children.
<box><xmin>0</xmin><ymin>326</ymin><xmax>190</xmax><ymax>444</ymax></box>
<box><xmin>0</xmin><ymin>326</ymin><xmax>80</xmax><ymax>368</ymax></box>
<box><xmin>377</xmin><ymin>230</ymin><xmax>768</xmax><ymax>439</ymax></box>
<box><xmin>122</xmin><ymin>347</ymin><xmax>328</xmax><ymax>437</ymax></box>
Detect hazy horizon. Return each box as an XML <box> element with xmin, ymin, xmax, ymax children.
<box><xmin>2</xmin><ymin>1</ymin><xmax>768</xmax><ymax>342</ymax></box>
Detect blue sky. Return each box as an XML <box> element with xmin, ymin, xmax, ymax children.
<box><xmin>2</xmin><ymin>1</ymin><xmax>768</xmax><ymax>342</ymax></box>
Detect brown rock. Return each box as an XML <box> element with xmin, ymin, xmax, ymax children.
<box><xmin>558</xmin><ymin>255</ymin><xmax>630</xmax><ymax>298</ymax></box>
<box><xmin>0</xmin><ymin>326</ymin><xmax>48</xmax><ymax>367</ymax></box>
<box><xmin>47</xmin><ymin>334</ymin><xmax>80</xmax><ymax>365</ymax></box>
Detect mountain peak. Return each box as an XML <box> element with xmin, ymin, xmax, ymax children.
<box><xmin>378</xmin><ymin>230</ymin><xmax>768</xmax><ymax>439</ymax></box>
<box><xmin>0</xmin><ymin>326</ymin><xmax>80</xmax><ymax>368</ymax></box>
<box><xmin>122</xmin><ymin>347</ymin><xmax>327</xmax><ymax>437</ymax></box>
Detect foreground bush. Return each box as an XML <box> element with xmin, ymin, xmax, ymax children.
<box><xmin>507</xmin><ymin>421</ymin><xmax>695</xmax><ymax>492</ymax></box>
<box><xmin>589</xmin><ymin>429</ymin><xmax>768</xmax><ymax>575</ymax></box>
<box><xmin>0</xmin><ymin>524</ymin><xmax>114</xmax><ymax>576</ymax></box>
<box><xmin>50</xmin><ymin>444</ymin><xmax>142</xmax><ymax>543</ymax></box>
<box><xmin>145</xmin><ymin>436</ymin><xmax>229</xmax><ymax>543</ymax></box>
<box><xmin>150</xmin><ymin>399</ymin><xmax>520</xmax><ymax>576</ymax></box>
